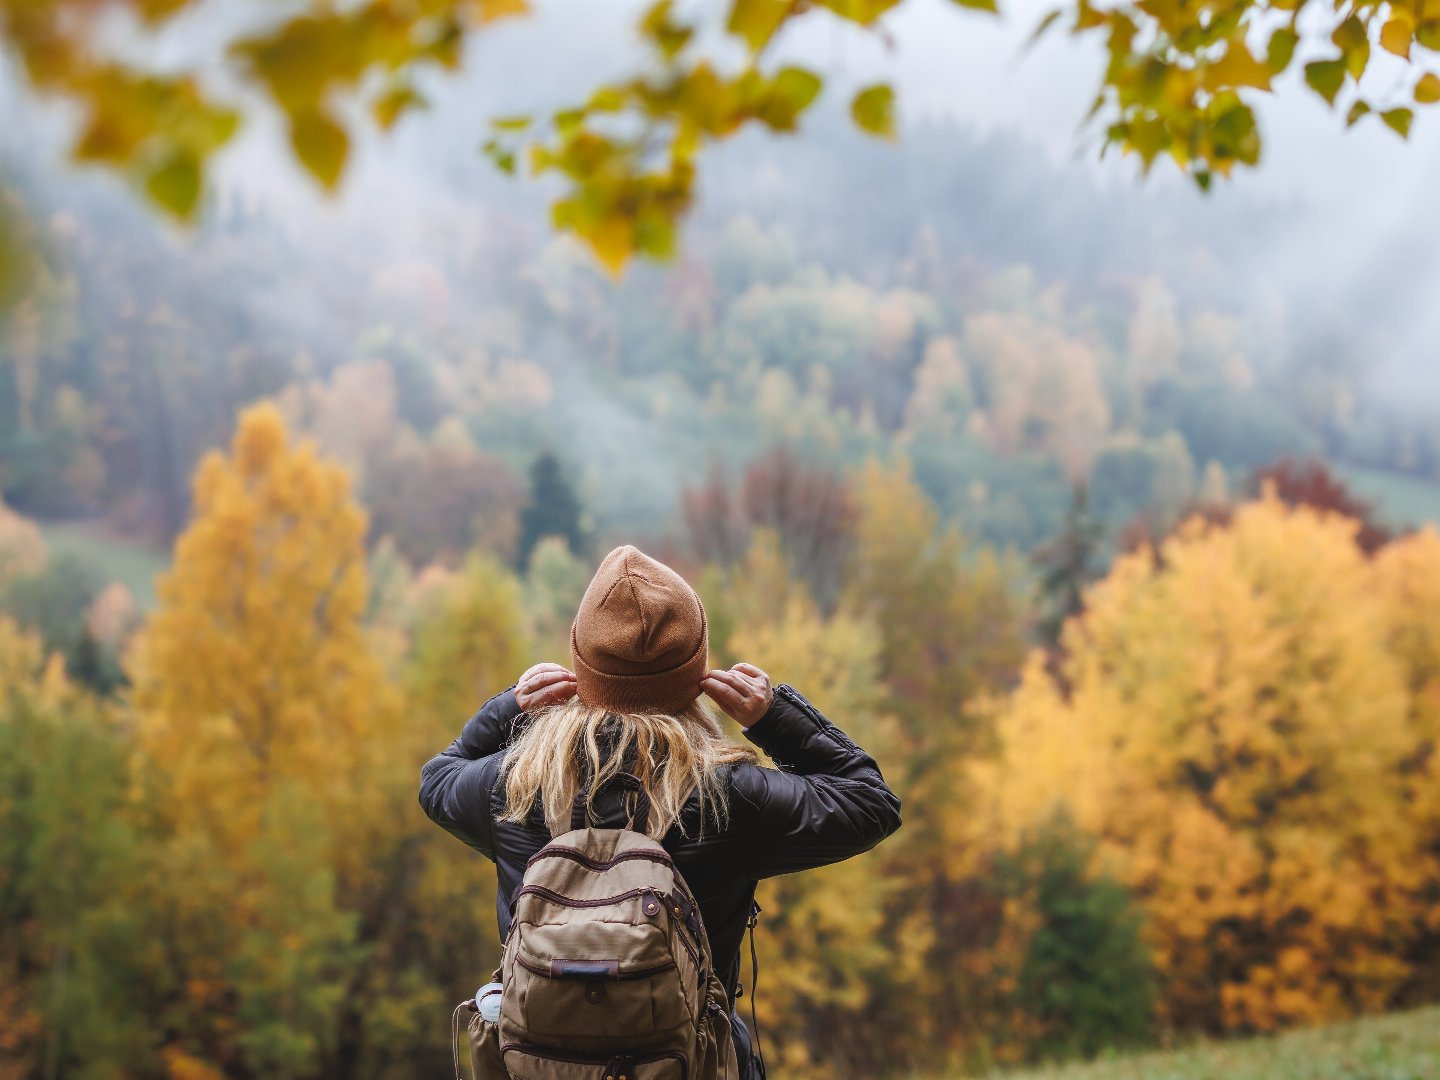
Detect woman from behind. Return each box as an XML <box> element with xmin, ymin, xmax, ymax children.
<box><xmin>419</xmin><ymin>545</ymin><xmax>902</xmax><ymax>1078</ymax></box>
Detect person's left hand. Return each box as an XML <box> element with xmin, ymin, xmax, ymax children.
<box><xmin>515</xmin><ymin>662</ymin><xmax>578</xmax><ymax>712</ymax></box>
<box><xmin>701</xmin><ymin>663</ymin><xmax>773</xmax><ymax>729</ymax></box>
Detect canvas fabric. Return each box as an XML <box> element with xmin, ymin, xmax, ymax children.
<box><xmin>456</xmin><ymin>821</ymin><xmax>739</xmax><ymax>1080</ymax></box>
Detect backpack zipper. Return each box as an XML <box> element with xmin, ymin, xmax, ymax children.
<box><xmin>527</xmin><ymin>846</ymin><xmax>677</xmax><ymax>873</ymax></box>
<box><xmin>516</xmin><ymin>884</ymin><xmax>655</xmax><ymax>909</ymax></box>
<box><xmin>500</xmin><ymin>1043</ymin><xmax>689</xmax><ymax>1080</ymax></box>
<box><xmin>514</xmin><ymin>953</ymin><xmax>677</xmax><ymax>982</ymax></box>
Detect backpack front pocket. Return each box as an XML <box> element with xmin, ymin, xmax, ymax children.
<box><xmin>501</xmin><ymin>1043</ymin><xmax>687</xmax><ymax>1080</ymax></box>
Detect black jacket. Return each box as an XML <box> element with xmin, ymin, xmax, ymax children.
<box><xmin>418</xmin><ymin>683</ymin><xmax>902</xmax><ymax>1068</ymax></box>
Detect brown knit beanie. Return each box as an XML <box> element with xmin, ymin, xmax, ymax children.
<box><xmin>570</xmin><ymin>545</ymin><xmax>708</xmax><ymax>714</ymax></box>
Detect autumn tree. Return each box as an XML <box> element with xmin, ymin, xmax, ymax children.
<box><xmin>404</xmin><ymin>553</ymin><xmax>531</xmax><ymax>722</ymax></box>
<box><xmin>842</xmin><ymin>457</ymin><xmax>1025</xmax><ymax>820</ymax></box>
<box><xmin>720</xmin><ymin>568</ymin><xmax>916</xmax><ymax>1077</ymax></box>
<box><xmin>683</xmin><ymin>446</ymin><xmax>856</xmax><ymax>610</ymax></box>
<box><xmin>127</xmin><ymin>403</ymin><xmax>435</xmax><ymax>1076</ymax></box>
<box><xmin>0</xmin><ymin>617</ymin><xmax>163</xmax><ymax>1078</ymax></box>
<box><xmin>1249</xmin><ymin>457</ymin><xmax>1394</xmax><ymax>554</ymax></box>
<box><xmin>367</xmin><ymin>421</ymin><xmax>524</xmax><ymax>567</ymax></box>
<box><xmin>1371</xmin><ymin>526</ymin><xmax>1440</xmax><ymax>1003</ymax></box>
<box><xmin>523</xmin><ymin>535</ymin><xmax>590</xmax><ymax>660</ymax></box>
<box><xmin>976</xmin><ymin>496</ymin><xmax>1437</xmax><ymax>1033</ymax></box>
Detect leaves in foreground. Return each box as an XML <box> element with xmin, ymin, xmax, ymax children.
<box><xmin>2</xmin><ymin>0</ymin><xmax>1440</xmax><ymax>275</ymax></box>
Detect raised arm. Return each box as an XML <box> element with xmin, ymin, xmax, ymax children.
<box><xmin>417</xmin><ymin>664</ymin><xmax>577</xmax><ymax>858</ymax></box>
<box><xmin>729</xmin><ymin>683</ymin><xmax>902</xmax><ymax>879</ymax></box>
<box><xmin>417</xmin><ymin>687</ymin><xmax>521</xmax><ymax>859</ymax></box>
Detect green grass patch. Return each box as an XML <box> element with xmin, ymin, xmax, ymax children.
<box><xmin>975</xmin><ymin>1005</ymin><xmax>1440</xmax><ymax>1080</ymax></box>
<box><xmin>39</xmin><ymin>522</ymin><xmax>168</xmax><ymax>609</ymax></box>
<box><xmin>1342</xmin><ymin>466</ymin><xmax>1440</xmax><ymax>531</ymax></box>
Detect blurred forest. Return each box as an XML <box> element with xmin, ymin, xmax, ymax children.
<box><xmin>5</xmin><ymin>24</ymin><xmax>1440</xmax><ymax>1077</ymax></box>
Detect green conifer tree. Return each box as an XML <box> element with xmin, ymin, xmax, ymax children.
<box><xmin>517</xmin><ymin>450</ymin><xmax>586</xmax><ymax>569</ymax></box>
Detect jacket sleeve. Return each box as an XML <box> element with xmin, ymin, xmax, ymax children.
<box><xmin>417</xmin><ymin>687</ymin><xmax>523</xmax><ymax>861</ymax></box>
<box><xmin>729</xmin><ymin>683</ymin><xmax>902</xmax><ymax>879</ymax></box>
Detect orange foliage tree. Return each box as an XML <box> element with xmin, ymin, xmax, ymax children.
<box><xmin>976</xmin><ymin>497</ymin><xmax>1440</xmax><ymax>1032</ymax></box>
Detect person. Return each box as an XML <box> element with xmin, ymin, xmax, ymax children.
<box><xmin>419</xmin><ymin>545</ymin><xmax>902</xmax><ymax>1078</ymax></box>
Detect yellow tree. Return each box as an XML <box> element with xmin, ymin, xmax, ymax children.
<box><xmin>400</xmin><ymin>551</ymin><xmax>534</xmax><ymax>1043</ymax></box>
<box><xmin>132</xmin><ymin>402</ymin><xmax>396</xmax><ymax>860</ymax></box>
<box><xmin>129</xmin><ymin>403</ymin><xmax>408</xmax><ymax>1077</ymax></box>
<box><xmin>1372</xmin><ymin>526</ymin><xmax>1440</xmax><ymax>1000</ymax></box>
<box><xmin>842</xmin><ymin>457</ymin><xmax>1024</xmax><ymax>832</ymax></box>
<box><xmin>976</xmin><ymin>496</ymin><xmax>1432</xmax><ymax>1033</ymax></box>
<box><xmin>723</xmin><ymin>569</ymin><xmax>920</xmax><ymax>1078</ymax></box>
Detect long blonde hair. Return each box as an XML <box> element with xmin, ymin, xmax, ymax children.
<box><xmin>500</xmin><ymin>696</ymin><xmax>758</xmax><ymax>839</ymax></box>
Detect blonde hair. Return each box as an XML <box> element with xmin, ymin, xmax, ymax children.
<box><xmin>500</xmin><ymin>696</ymin><xmax>758</xmax><ymax>839</ymax></box>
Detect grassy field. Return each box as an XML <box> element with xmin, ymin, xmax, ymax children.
<box><xmin>1342</xmin><ymin>466</ymin><xmax>1440</xmax><ymax>531</ymax></box>
<box><xmin>39</xmin><ymin>521</ymin><xmax>168</xmax><ymax>609</ymax></box>
<box><xmin>974</xmin><ymin>1006</ymin><xmax>1440</xmax><ymax>1080</ymax></box>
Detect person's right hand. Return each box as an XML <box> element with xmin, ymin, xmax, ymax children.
<box><xmin>515</xmin><ymin>662</ymin><xmax>578</xmax><ymax>712</ymax></box>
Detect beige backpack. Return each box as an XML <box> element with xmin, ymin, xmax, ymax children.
<box><xmin>454</xmin><ymin>776</ymin><xmax>740</xmax><ymax>1080</ymax></box>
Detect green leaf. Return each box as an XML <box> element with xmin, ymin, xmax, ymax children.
<box><xmin>1416</xmin><ymin>73</ymin><xmax>1440</xmax><ymax>104</ymax></box>
<box><xmin>950</xmin><ymin>0</ymin><xmax>1000</xmax><ymax>13</ymax></box>
<box><xmin>1127</xmin><ymin>114</ymin><xmax>1169</xmax><ymax>166</ymax></box>
<box><xmin>1331</xmin><ymin>15</ymin><xmax>1370</xmax><ymax>79</ymax></box>
<box><xmin>1211</xmin><ymin>101</ymin><xmax>1260</xmax><ymax>166</ymax></box>
<box><xmin>145</xmin><ymin>149</ymin><xmax>203</xmax><ymax>218</ymax></box>
<box><xmin>1266</xmin><ymin>27</ymin><xmax>1298</xmax><ymax>73</ymax></box>
<box><xmin>290</xmin><ymin>109</ymin><xmax>349</xmax><ymax>189</ymax></box>
<box><xmin>554</xmin><ymin>108</ymin><xmax>587</xmax><ymax>136</ymax></box>
<box><xmin>586</xmin><ymin>86</ymin><xmax>626</xmax><ymax>112</ymax></box>
<box><xmin>1381</xmin><ymin>107</ymin><xmax>1414</xmax><ymax>137</ymax></box>
<box><xmin>1346</xmin><ymin>100</ymin><xmax>1371</xmax><ymax>127</ymax></box>
<box><xmin>373</xmin><ymin>84</ymin><xmax>427</xmax><ymax>131</ymax></box>
<box><xmin>492</xmin><ymin>114</ymin><xmax>534</xmax><ymax>131</ymax></box>
<box><xmin>1332</xmin><ymin>15</ymin><xmax>1366</xmax><ymax>52</ymax></box>
<box><xmin>851</xmin><ymin>83</ymin><xmax>896</xmax><ymax>139</ymax></box>
<box><xmin>759</xmin><ymin>66</ymin><xmax>823</xmax><ymax>131</ymax></box>
<box><xmin>1029</xmin><ymin>8</ymin><xmax>1064</xmax><ymax>47</ymax></box>
<box><xmin>815</xmin><ymin>0</ymin><xmax>904</xmax><ymax>25</ymax></box>
<box><xmin>727</xmin><ymin>0</ymin><xmax>793</xmax><ymax>52</ymax></box>
<box><xmin>1304</xmin><ymin>58</ymin><xmax>1347</xmax><ymax>106</ymax></box>
<box><xmin>482</xmin><ymin>137</ymin><xmax>517</xmax><ymax>175</ymax></box>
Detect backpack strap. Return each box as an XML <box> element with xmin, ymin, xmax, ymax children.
<box><xmin>747</xmin><ymin>900</ymin><xmax>766</xmax><ymax>1080</ymax></box>
<box><xmin>566</xmin><ymin>771</ymin><xmax>652</xmax><ymax>834</ymax></box>
<box><xmin>451</xmin><ymin>999</ymin><xmax>473</xmax><ymax>1080</ymax></box>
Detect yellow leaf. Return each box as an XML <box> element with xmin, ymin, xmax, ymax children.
<box><xmin>475</xmin><ymin>0</ymin><xmax>530</xmax><ymax>21</ymax></box>
<box><xmin>727</xmin><ymin>0</ymin><xmax>793</xmax><ymax>52</ymax></box>
<box><xmin>290</xmin><ymin>109</ymin><xmax>350</xmax><ymax>189</ymax></box>
<box><xmin>1381</xmin><ymin>16</ymin><xmax>1414</xmax><ymax>58</ymax></box>
<box><xmin>1202</xmin><ymin>40</ymin><xmax>1273</xmax><ymax>92</ymax></box>
<box><xmin>1416</xmin><ymin>73</ymin><xmax>1440</xmax><ymax>104</ymax></box>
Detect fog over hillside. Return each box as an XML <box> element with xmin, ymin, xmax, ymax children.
<box><xmin>2</xmin><ymin>0</ymin><xmax>1437</xmax><ymax>548</ymax></box>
